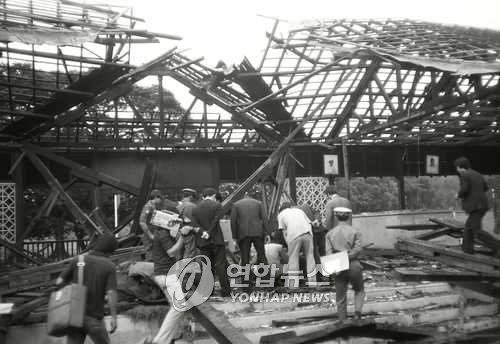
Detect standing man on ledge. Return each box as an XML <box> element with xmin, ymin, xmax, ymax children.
<box><xmin>454</xmin><ymin>156</ymin><xmax>490</xmax><ymax>254</ymax></box>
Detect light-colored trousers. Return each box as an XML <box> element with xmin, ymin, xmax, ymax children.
<box><xmin>153</xmin><ymin>275</ymin><xmax>185</xmax><ymax>344</ymax></box>
<box><xmin>286</xmin><ymin>232</ymin><xmax>316</xmax><ymax>287</ymax></box>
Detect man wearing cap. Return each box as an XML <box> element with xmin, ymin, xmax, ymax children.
<box><xmin>140</xmin><ymin>189</ymin><xmax>164</xmax><ymax>260</ymax></box>
<box><xmin>192</xmin><ymin>187</ymin><xmax>231</xmax><ymax>296</ymax></box>
<box><xmin>325</xmin><ymin>207</ymin><xmax>364</xmax><ymax>322</ymax></box>
<box><xmin>56</xmin><ymin>232</ymin><xmax>119</xmax><ymax>344</ymax></box>
<box><xmin>324</xmin><ymin>185</ymin><xmax>352</xmax><ymax>230</ymax></box>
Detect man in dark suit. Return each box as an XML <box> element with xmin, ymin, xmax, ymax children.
<box><xmin>231</xmin><ymin>193</ymin><xmax>269</xmax><ymax>268</ymax></box>
<box><xmin>192</xmin><ymin>187</ymin><xmax>230</xmax><ymax>296</ymax></box>
<box><xmin>454</xmin><ymin>157</ymin><xmax>490</xmax><ymax>254</ymax></box>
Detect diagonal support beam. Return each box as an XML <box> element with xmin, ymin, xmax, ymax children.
<box><xmin>123</xmin><ymin>96</ymin><xmax>158</xmax><ymax>139</ymax></box>
<box><xmin>24</xmin><ymin>48</ymin><xmax>178</xmax><ymax>138</ymax></box>
<box><xmin>22</xmin><ymin>144</ymin><xmax>139</xmax><ymax>195</ymax></box>
<box><xmin>328</xmin><ymin>59</ymin><xmax>381</xmax><ymax>138</ymax></box>
<box><xmin>237</xmin><ymin>58</ymin><xmax>348</xmax><ymax>115</ymax></box>
<box><xmin>216</xmin><ymin>84</ymin><xmax>343</xmax><ymax>220</ymax></box>
<box><xmin>24</xmin><ymin>151</ymin><xmax>103</xmax><ymax>234</ymax></box>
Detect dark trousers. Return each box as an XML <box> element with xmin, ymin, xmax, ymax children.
<box><xmin>463</xmin><ymin>209</ymin><xmax>487</xmax><ymax>254</ymax></box>
<box><xmin>335</xmin><ymin>260</ymin><xmax>365</xmax><ymax>321</ymax></box>
<box><xmin>66</xmin><ymin>316</ymin><xmax>109</xmax><ymax>344</ymax></box>
<box><xmin>313</xmin><ymin>231</ymin><xmax>326</xmax><ymax>265</ymax></box>
<box><xmin>239</xmin><ymin>236</ymin><xmax>267</xmax><ymax>267</ymax></box>
<box><xmin>199</xmin><ymin>244</ymin><xmax>230</xmax><ymax>295</ymax></box>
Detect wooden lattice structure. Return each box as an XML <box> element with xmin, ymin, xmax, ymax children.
<box><xmin>11</xmin><ymin>18</ymin><xmax>498</xmax><ymax>150</ymax></box>
<box><xmin>0</xmin><ymin>183</ymin><xmax>15</xmax><ymax>243</ymax></box>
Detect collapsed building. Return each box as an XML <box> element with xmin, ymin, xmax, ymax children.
<box><xmin>0</xmin><ymin>1</ymin><xmax>499</xmax><ymax>343</ymax></box>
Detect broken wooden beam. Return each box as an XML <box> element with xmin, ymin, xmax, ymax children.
<box><xmin>231</xmin><ymin>293</ymin><xmax>462</xmax><ymax>329</ymax></box>
<box><xmin>260</xmin><ymin>320</ymin><xmax>435</xmax><ymax>344</ymax></box>
<box><xmin>386</xmin><ymin>224</ymin><xmax>443</xmax><ymax>230</ymax></box>
<box><xmin>414</xmin><ymin>227</ymin><xmax>459</xmax><ymax>240</ymax></box>
<box><xmin>189</xmin><ymin>303</ymin><xmax>253</xmax><ymax>344</ymax></box>
<box><xmin>451</xmin><ymin>282</ymin><xmax>500</xmax><ymax>299</ymax></box>
<box><xmin>0</xmin><ymin>238</ymin><xmax>41</xmax><ymax>265</ymax></box>
<box><xmin>0</xmin><ymin>246</ymin><xmax>145</xmax><ymax>296</ymax></box>
<box><xmin>394</xmin><ymin>268</ymin><xmax>500</xmax><ymax>282</ymax></box>
<box><xmin>23</xmin><ymin>144</ymin><xmax>140</xmax><ymax>195</ymax></box>
<box><xmin>396</xmin><ymin>238</ymin><xmax>500</xmax><ymax>275</ymax></box>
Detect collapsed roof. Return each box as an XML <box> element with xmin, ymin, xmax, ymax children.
<box><xmin>0</xmin><ymin>7</ymin><xmax>499</xmax><ymax>149</ymax></box>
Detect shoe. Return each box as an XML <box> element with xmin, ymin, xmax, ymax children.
<box><xmin>140</xmin><ymin>335</ymin><xmax>153</xmax><ymax>344</ymax></box>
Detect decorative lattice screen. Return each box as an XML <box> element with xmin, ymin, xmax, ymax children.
<box><xmin>285</xmin><ymin>177</ymin><xmax>329</xmax><ymax>220</ymax></box>
<box><xmin>0</xmin><ymin>183</ymin><xmax>16</xmax><ymax>243</ymax></box>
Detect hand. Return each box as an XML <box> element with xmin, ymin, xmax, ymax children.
<box><xmin>264</xmin><ymin>235</ymin><xmax>270</xmax><ymax>244</ymax></box>
<box><xmin>109</xmin><ymin>316</ymin><xmax>117</xmax><ymax>334</ymax></box>
<box><xmin>201</xmin><ymin>231</ymin><xmax>210</xmax><ymax>240</ymax></box>
<box><xmin>180</xmin><ymin>225</ymin><xmax>193</xmax><ymax>235</ymax></box>
<box><xmin>55</xmin><ymin>277</ymin><xmax>64</xmax><ymax>286</ymax></box>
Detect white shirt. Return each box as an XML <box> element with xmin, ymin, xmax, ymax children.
<box><xmin>278</xmin><ymin>207</ymin><xmax>312</xmax><ymax>243</ymax></box>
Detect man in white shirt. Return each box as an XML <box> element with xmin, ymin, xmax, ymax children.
<box><xmin>277</xmin><ymin>203</ymin><xmax>316</xmax><ymax>288</ymax></box>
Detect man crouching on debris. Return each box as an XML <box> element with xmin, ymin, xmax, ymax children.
<box><xmin>56</xmin><ymin>232</ymin><xmax>118</xmax><ymax>344</ymax></box>
<box><xmin>325</xmin><ymin>207</ymin><xmax>364</xmax><ymax>322</ymax></box>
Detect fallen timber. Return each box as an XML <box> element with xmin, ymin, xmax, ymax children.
<box><xmin>395</xmin><ymin>238</ymin><xmax>500</xmax><ymax>275</ymax></box>
<box><xmin>7</xmin><ymin>280</ymin><xmax>500</xmax><ymax>344</ymax></box>
<box><xmin>0</xmin><ymin>246</ymin><xmax>145</xmax><ymax>297</ymax></box>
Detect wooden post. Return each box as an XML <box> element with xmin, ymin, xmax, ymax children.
<box><xmin>288</xmin><ymin>150</ymin><xmax>297</xmax><ymax>204</ymax></box>
<box><xmin>398</xmin><ymin>149</ymin><xmax>407</xmax><ymax>210</ymax></box>
<box><xmin>398</xmin><ymin>175</ymin><xmax>406</xmax><ymax>210</ymax></box>
<box><xmin>158</xmin><ymin>75</ymin><xmax>165</xmax><ymax>137</ymax></box>
<box><xmin>341</xmin><ymin>138</ymin><xmax>350</xmax><ymax>200</ymax></box>
<box><xmin>131</xmin><ymin>159</ymin><xmax>154</xmax><ymax>235</ymax></box>
<box><xmin>11</xmin><ymin>152</ymin><xmax>25</xmax><ymax>249</ymax></box>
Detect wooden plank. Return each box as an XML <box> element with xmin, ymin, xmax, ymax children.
<box><xmin>396</xmin><ymin>238</ymin><xmax>500</xmax><ymax>275</ymax></box>
<box><xmin>260</xmin><ymin>320</ymin><xmax>433</xmax><ymax>344</ymax></box>
<box><xmin>452</xmin><ymin>282</ymin><xmax>500</xmax><ymax>299</ymax></box>
<box><xmin>0</xmin><ymin>247</ymin><xmax>145</xmax><ymax>296</ymax></box>
<box><xmin>190</xmin><ymin>303</ymin><xmax>253</xmax><ymax>344</ymax></box>
<box><xmin>429</xmin><ymin>217</ymin><xmax>464</xmax><ymax>230</ymax></box>
<box><xmin>414</xmin><ymin>228</ymin><xmax>455</xmax><ymax>240</ymax></box>
<box><xmin>0</xmin><ymin>238</ymin><xmax>41</xmax><ymax>265</ymax></box>
<box><xmin>386</xmin><ymin>224</ymin><xmax>443</xmax><ymax>230</ymax></box>
<box><xmin>11</xmin><ymin>297</ymin><xmax>48</xmax><ymax>322</ymax></box>
<box><xmin>230</xmin><ymin>294</ymin><xmax>461</xmax><ymax>329</ymax></box>
<box><xmin>394</xmin><ymin>268</ymin><xmax>500</xmax><ymax>282</ymax></box>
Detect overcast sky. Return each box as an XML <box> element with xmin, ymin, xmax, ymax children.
<box><xmin>102</xmin><ymin>0</ymin><xmax>500</xmax><ymax>105</ymax></box>
<box><xmin>106</xmin><ymin>0</ymin><xmax>500</xmax><ymax>65</ymax></box>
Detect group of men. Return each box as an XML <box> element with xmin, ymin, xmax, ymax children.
<box><xmin>52</xmin><ymin>154</ymin><xmax>490</xmax><ymax>344</ymax></box>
